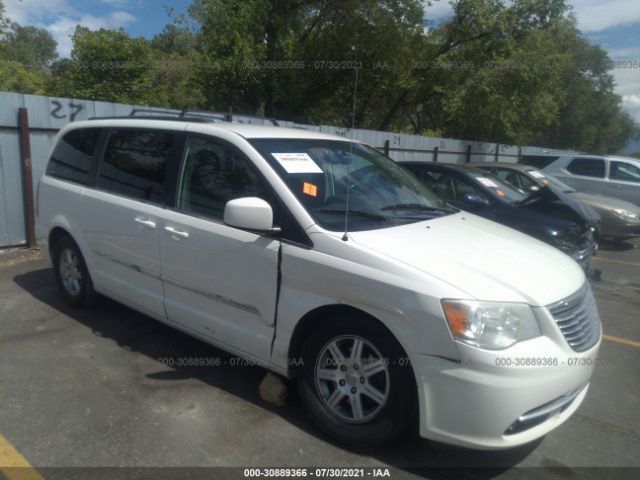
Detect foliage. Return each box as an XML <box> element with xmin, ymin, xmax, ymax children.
<box><xmin>1</xmin><ymin>23</ymin><xmax>58</xmax><ymax>70</ymax></box>
<box><xmin>48</xmin><ymin>27</ymin><xmax>156</xmax><ymax>103</ymax></box>
<box><xmin>0</xmin><ymin>59</ymin><xmax>46</xmax><ymax>94</ymax></box>
<box><xmin>0</xmin><ymin>0</ymin><xmax>636</xmax><ymax>153</ymax></box>
<box><xmin>0</xmin><ymin>0</ymin><xmax>8</xmax><ymax>35</ymax></box>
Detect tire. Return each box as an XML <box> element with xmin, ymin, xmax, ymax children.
<box><xmin>297</xmin><ymin>315</ymin><xmax>417</xmax><ymax>447</ymax></box>
<box><xmin>52</xmin><ymin>235</ymin><xmax>97</xmax><ymax>307</ymax></box>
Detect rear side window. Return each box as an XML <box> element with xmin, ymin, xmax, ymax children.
<box><xmin>46</xmin><ymin>129</ymin><xmax>100</xmax><ymax>185</ymax></box>
<box><xmin>420</xmin><ymin>171</ymin><xmax>478</xmax><ymax>201</ymax></box>
<box><xmin>99</xmin><ymin>130</ymin><xmax>177</xmax><ymax>203</ymax></box>
<box><xmin>566</xmin><ymin>158</ymin><xmax>605</xmax><ymax>178</ymax></box>
<box><xmin>519</xmin><ymin>155</ymin><xmax>557</xmax><ymax>169</ymax></box>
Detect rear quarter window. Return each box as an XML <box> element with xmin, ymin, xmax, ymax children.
<box><xmin>46</xmin><ymin>128</ymin><xmax>101</xmax><ymax>185</ymax></box>
<box><xmin>566</xmin><ymin>158</ymin><xmax>605</xmax><ymax>178</ymax></box>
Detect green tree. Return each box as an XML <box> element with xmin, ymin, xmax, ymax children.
<box><xmin>50</xmin><ymin>27</ymin><xmax>156</xmax><ymax>103</ymax></box>
<box><xmin>0</xmin><ymin>59</ymin><xmax>46</xmax><ymax>94</ymax></box>
<box><xmin>0</xmin><ymin>0</ymin><xmax>8</xmax><ymax>35</ymax></box>
<box><xmin>540</xmin><ymin>36</ymin><xmax>637</xmax><ymax>153</ymax></box>
<box><xmin>148</xmin><ymin>24</ymin><xmax>205</xmax><ymax>108</ymax></box>
<box><xmin>1</xmin><ymin>22</ymin><xmax>58</xmax><ymax>70</ymax></box>
<box><xmin>403</xmin><ymin>0</ymin><xmax>635</xmax><ymax>152</ymax></box>
<box><xmin>191</xmin><ymin>0</ymin><xmax>425</xmax><ymax>124</ymax></box>
<box><xmin>151</xmin><ymin>24</ymin><xmax>199</xmax><ymax>56</ymax></box>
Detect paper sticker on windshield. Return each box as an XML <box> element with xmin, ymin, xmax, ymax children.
<box><xmin>530</xmin><ymin>170</ymin><xmax>546</xmax><ymax>178</ymax></box>
<box><xmin>303</xmin><ymin>182</ymin><xmax>318</xmax><ymax>197</ymax></box>
<box><xmin>272</xmin><ymin>153</ymin><xmax>323</xmax><ymax>174</ymax></box>
<box><xmin>476</xmin><ymin>177</ymin><xmax>498</xmax><ymax>188</ymax></box>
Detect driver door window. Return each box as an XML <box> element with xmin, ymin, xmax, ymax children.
<box><xmin>610</xmin><ymin>161</ymin><xmax>640</xmax><ymax>183</ymax></box>
<box><xmin>177</xmin><ymin>136</ymin><xmax>272</xmax><ymax>221</ymax></box>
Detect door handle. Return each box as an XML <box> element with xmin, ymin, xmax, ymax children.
<box><xmin>164</xmin><ymin>226</ymin><xmax>190</xmax><ymax>239</ymax></box>
<box><xmin>134</xmin><ymin>217</ymin><xmax>156</xmax><ymax>229</ymax></box>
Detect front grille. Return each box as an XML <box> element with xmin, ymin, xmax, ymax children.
<box><xmin>548</xmin><ymin>283</ymin><xmax>601</xmax><ymax>352</ymax></box>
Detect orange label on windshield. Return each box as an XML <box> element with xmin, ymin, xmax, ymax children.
<box><xmin>303</xmin><ymin>182</ymin><xmax>318</xmax><ymax>197</ymax></box>
<box><xmin>543</xmin><ymin>179</ymin><xmax>550</xmax><ymax>185</ymax></box>
<box><xmin>496</xmin><ymin>189</ymin><xmax>505</xmax><ymax>197</ymax></box>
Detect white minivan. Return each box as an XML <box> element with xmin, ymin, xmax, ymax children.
<box><xmin>36</xmin><ymin>116</ymin><xmax>601</xmax><ymax>450</ymax></box>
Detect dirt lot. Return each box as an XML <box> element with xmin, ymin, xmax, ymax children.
<box><xmin>0</xmin><ymin>240</ymin><xmax>638</xmax><ymax>480</ymax></box>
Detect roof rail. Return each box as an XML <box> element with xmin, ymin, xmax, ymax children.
<box><xmin>174</xmin><ymin>109</ymin><xmax>281</xmax><ymax>126</ymax></box>
<box><xmin>89</xmin><ymin>107</ymin><xmax>280</xmax><ymax>126</ymax></box>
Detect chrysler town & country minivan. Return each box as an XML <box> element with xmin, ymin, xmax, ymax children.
<box><xmin>36</xmin><ymin>116</ymin><xmax>601</xmax><ymax>449</ymax></box>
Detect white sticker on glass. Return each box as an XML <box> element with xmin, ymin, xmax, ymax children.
<box><xmin>272</xmin><ymin>153</ymin><xmax>323</xmax><ymax>174</ymax></box>
<box><xmin>530</xmin><ymin>170</ymin><xmax>546</xmax><ymax>178</ymax></box>
<box><xmin>476</xmin><ymin>177</ymin><xmax>498</xmax><ymax>188</ymax></box>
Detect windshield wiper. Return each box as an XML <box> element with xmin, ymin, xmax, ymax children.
<box><xmin>313</xmin><ymin>208</ymin><xmax>388</xmax><ymax>221</ymax></box>
<box><xmin>381</xmin><ymin>203</ymin><xmax>455</xmax><ymax>213</ymax></box>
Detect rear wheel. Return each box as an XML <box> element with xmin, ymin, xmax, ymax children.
<box><xmin>297</xmin><ymin>315</ymin><xmax>417</xmax><ymax>447</ymax></box>
<box><xmin>52</xmin><ymin>236</ymin><xmax>97</xmax><ymax>307</ymax></box>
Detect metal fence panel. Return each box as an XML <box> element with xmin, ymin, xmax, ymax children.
<box><xmin>0</xmin><ymin>130</ymin><xmax>26</xmax><ymax>246</ymax></box>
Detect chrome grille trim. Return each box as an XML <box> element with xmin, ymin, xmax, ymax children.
<box><xmin>547</xmin><ymin>283</ymin><xmax>601</xmax><ymax>352</ymax></box>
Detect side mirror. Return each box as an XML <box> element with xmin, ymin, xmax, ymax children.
<box><xmin>224</xmin><ymin>197</ymin><xmax>279</xmax><ymax>233</ymax></box>
<box><xmin>462</xmin><ymin>193</ymin><xmax>490</xmax><ymax>207</ymax></box>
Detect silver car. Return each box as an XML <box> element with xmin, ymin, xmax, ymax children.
<box><xmin>519</xmin><ymin>154</ymin><xmax>640</xmax><ymax>206</ymax></box>
<box><xmin>475</xmin><ymin>162</ymin><xmax>640</xmax><ymax>241</ymax></box>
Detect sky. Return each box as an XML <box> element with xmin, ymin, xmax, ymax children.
<box><xmin>3</xmin><ymin>0</ymin><xmax>640</xmax><ymax>124</ymax></box>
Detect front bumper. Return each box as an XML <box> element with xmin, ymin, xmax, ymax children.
<box><xmin>414</xmin><ymin>307</ymin><xmax>600</xmax><ymax>450</ymax></box>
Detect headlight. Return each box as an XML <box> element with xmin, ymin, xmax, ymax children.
<box><xmin>611</xmin><ymin>208</ymin><xmax>639</xmax><ymax>222</ymax></box>
<box><xmin>442</xmin><ymin>300</ymin><xmax>541</xmax><ymax>350</ymax></box>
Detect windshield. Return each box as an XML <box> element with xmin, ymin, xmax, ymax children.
<box><xmin>466</xmin><ymin>170</ymin><xmax>528</xmax><ymax>204</ymax></box>
<box><xmin>527</xmin><ymin>169</ymin><xmax>575</xmax><ymax>193</ymax></box>
<box><xmin>250</xmin><ymin>139</ymin><xmax>453</xmax><ymax>232</ymax></box>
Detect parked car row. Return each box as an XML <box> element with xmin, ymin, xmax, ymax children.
<box><xmin>37</xmin><ymin>117</ymin><xmax>601</xmax><ymax>451</ymax></box>
<box><xmin>400</xmin><ymin>162</ymin><xmax>599</xmax><ymax>273</ymax></box>
<box><xmin>474</xmin><ymin>162</ymin><xmax>640</xmax><ymax>241</ymax></box>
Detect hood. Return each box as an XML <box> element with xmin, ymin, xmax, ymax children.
<box><xmin>349</xmin><ymin>212</ymin><xmax>585</xmax><ymax>307</ymax></box>
<box><xmin>569</xmin><ymin>191</ymin><xmax>640</xmax><ymax>213</ymax></box>
<box><xmin>520</xmin><ymin>186</ymin><xmax>600</xmax><ymax>226</ymax></box>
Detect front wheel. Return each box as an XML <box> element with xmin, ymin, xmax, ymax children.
<box><xmin>297</xmin><ymin>316</ymin><xmax>417</xmax><ymax>447</ymax></box>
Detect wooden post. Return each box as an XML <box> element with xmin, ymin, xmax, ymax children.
<box><xmin>495</xmin><ymin>144</ymin><xmax>500</xmax><ymax>162</ymax></box>
<box><xmin>433</xmin><ymin>146</ymin><xmax>439</xmax><ymax>162</ymax></box>
<box><xmin>226</xmin><ymin>106</ymin><xmax>233</xmax><ymax>122</ymax></box>
<box><xmin>466</xmin><ymin>145</ymin><xmax>472</xmax><ymax>163</ymax></box>
<box><xmin>383</xmin><ymin>139</ymin><xmax>390</xmax><ymax>156</ymax></box>
<box><xmin>18</xmin><ymin>107</ymin><xmax>37</xmax><ymax>247</ymax></box>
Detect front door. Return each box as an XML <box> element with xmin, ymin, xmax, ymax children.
<box><xmin>606</xmin><ymin>160</ymin><xmax>640</xmax><ymax>206</ymax></box>
<box><xmin>159</xmin><ymin>135</ymin><xmax>280</xmax><ymax>360</ymax></box>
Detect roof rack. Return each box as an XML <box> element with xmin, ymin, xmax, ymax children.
<box><xmin>89</xmin><ymin>107</ymin><xmax>280</xmax><ymax>126</ymax></box>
